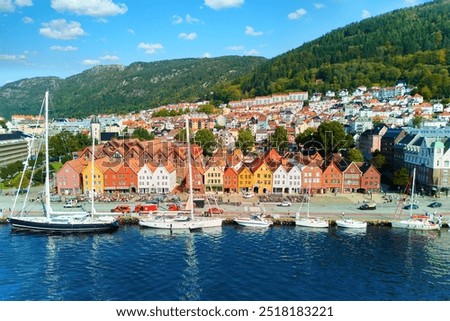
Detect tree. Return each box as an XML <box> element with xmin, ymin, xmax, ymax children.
<box><xmin>347</xmin><ymin>148</ymin><xmax>364</xmax><ymax>162</ymax></box>
<box><xmin>316</xmin><ymin>121</ymin><xmax>354</xmax><ymax>155</ymax></box>
<box><xmin>174</xmin><ymin>129</ymin><xmax>188</xmax><ymax>142</ymax></box>
<box><xmin>393</xmin><ymin>168</ymin><xmax>410</xmax><ymax>189</ymax></box>
<box><xmin>131</xmin><ymin>127</ymin><xmax>155</xmax><ymax>141</ymax></box>
<box><xmin>236</xmin><ymin>128</ymin><xmax>254</xmax><ymax>155</ymax></box>
<box><xmin>194</xmin><ymin>129</ymin><xmax>217</xmax><ymax>156</ymax></box>
<box><xmin>48</xmin><ymin>131</ymin><xmax>92</xmax><ymax>161</ymax></box>
<box><xmin>295</xmin><ymin>128</ymin><xmax>317</xmax><ymax>147</ymax></box>
<box><xmin>196</xmin><ymin>104</ymin><xmax>217</xmax><ymax>114</ymax></box>
<box><xmin>269</xmin><ymin>126</ymin><xmax>288</xmax><ymax>152</ymax></box>
<box><xmin>412</xmin><ymin>115</ymin><xmax>423</xmax><ymax>128</ymax></box>
<box><xmin>370</xmin><ymin>152</ymin><xmax>386</xmax><ymax>170</ymax></box>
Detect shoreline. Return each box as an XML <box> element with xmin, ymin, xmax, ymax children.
<box><xmin>1</xmin><ymin>189</ymin><xmax>449</xmax><ymax>228</ymax></box>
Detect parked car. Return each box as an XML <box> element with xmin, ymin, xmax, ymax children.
<box><xmin>134</xmin><ymin>203</ymin><xmax>158</xmax><ymax>214</ymax></box>
<box><xmin>111</xmin><ymin>205</ymin><xmax>131</xmax><ymax>213</ymax></box>
<box><xmin>205</xmin><ymin>207</ymin><xmax>224</xmax><ymax>215</ymax></box>
<box><xmin>428</xmin><ymin>201</ymin><xmax>442</xmax><ymax>208</ymax></box>
<box><xmin>358</xmin><ymin>202</ymin><xmax>376</xmax><ymax>210</ymax></box>
<box><xmin>403</xmin><ymin>204</ymin><xmax>419</xmax><ymax>210</ymax></box>
<box><xmin>278</xmin><ymin>201</ymin><xmax>292</xmax><ymax>207</ymax></box>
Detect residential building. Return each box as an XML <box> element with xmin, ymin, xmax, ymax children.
<box><xmin>204</xmin><ymin>161</ymin><xmax>224</xmax><ymax>192</ymax></box>
<box><xmin>237</xmin><ymin>166</ymin><xmax>253</xmax><ymax>193</ymax></box>
<box><xmin>137</xmin><ymin>162</ymin><xmax>177</xmax><ymax>194</ymax></box>
<box><xmin>321</xmin><ymin>162</ymin><xmax>342</xmax><ymax>194</ymax></box>
<box><xmin>223</xmin><ymin>167</ymin><xmax>238</xmax><ymax>193</ymax></box>
<box><xmin>55</xmin><ymin>158</ymin><xmax>88</xmax><ymax>195</ymax></box>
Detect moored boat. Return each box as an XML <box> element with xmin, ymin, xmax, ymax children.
<box><xmin>234</xmin><ymin>214</ymin><xmax>273</xmax><ymax>228</ymax></box>
<box><xmin>336</xmin><ymin>218</ymin><xmax>367</xmax><ymax>229</ymax></box>
<box><xmin>8</xmin><ymin>91</ymin><xmax>119</xmax><ymax>233</ymax></box>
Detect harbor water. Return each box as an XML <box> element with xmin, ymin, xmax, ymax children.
<box><xmin>0</xmin><ymin>224</ymin><xmax>449</xmax><ymax>301</ymax></box>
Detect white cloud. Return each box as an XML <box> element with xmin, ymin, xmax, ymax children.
<box><xmin>0</xmin><ymin>0</ymin><xmax>32</xmax><ymax>12</ymax></box>
<box><xmin>0</xmin><ymin>0</ymin><xmax>15</xmax><ymax>12</ymax></box>
<box><xmin>127</xmin><ymin>28</ymin><xmax>135</xmax><ymax>35</ymax></box>
<box><xmin>204</xmin><ymin>0</ymin><xmax>244</xmax><ymax>10</ymax></box>
<box><xmin>179</xmin><ymin>32</ymin><xmax>197</xmax><ymax>40</ymax></box>
<box><xmin>227</xmin><ymin>45</ymin><xmax>244</xmax><ymax>51</ymax></box>
<box><xmin>245</xmin><ymin>26</ymin><xmax>262</xmax><ymax>36</ymax></box>
<box><xmin>172</xmin><ymin>15</ymin><xmax>183</xmax><ymax>24</ymax></box>
<box><xmin>185</xmin><ymin>14</ymin><xmax>200</xmax><ymax>24</ymax></box>
<box><xmin>202</xmin><ymin>52</ymin><xmax>212</xmax><ymax>58</ymax></box>
<box><xmin>40</xmin><ymin>19</ymin><xmax>86</xmax><ymax>40</ymax></box>
<box><xmin>0</xmin><ymin>54</ymin><xmax>26</xmax><ymax>60</ymax></box>
<box><xmin>173</xmin><ymin>14</ymin><xmax>200</xmax><ymax>25</ymax></box>
<box><xmin>138</xmin><ymin>42</ymin><xmax>164</xmax><ymax>55</ymax></box>
<box><xmin>314</xmin><ymin>3</ymin><xmax>325</xmax><ymax>9</ymax></box>
<box><xmin>288</xmin><ymin>8</ymin><xmax>307</xmax><ymax>20</ymax></box>
<box><xmin>50</xmin><ymin>45</ymin><xmax>78</xmax><ymax>51</ymax></box>
<box><xmin>404</xmin><ymin>0</ymin><xmax>417</xmax><ymax>4</ymax></box>
<box><xmin>15</xmin><ymin>0</ymin><xmax>33</xmax><ymax>6</ymax></box>
<box><xmin>51</xmin><ymin>0</ymin><xmax>127</xmax><ymax>17</ymax></box>
<box><xmin>82</xmin><ymin>59</ymin><xmax>100</xmax><ymax>65</ymax></box>
<box><xmin>362</xmin><ymin>9</ymin><xmax>371</xmax><ymax>19</ymax></box>
<box><xmin>23</xmin><ymin>16</ymin><xmax>34</xmax><ymax>23</ymax></box>
<box><xmin>244</xmin><ymin>49</ymin><xmax>258</xmax><ymax>56</ymax></box>
<box><xmin>101</xmin><ymin>54</ymin><xmax>119</xmax><ymax>61</ymax></box>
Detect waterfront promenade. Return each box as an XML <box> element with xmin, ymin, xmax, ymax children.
<box><xmin>1</xmin><ymin>188</ymin><xmax>449</xmax><ymax>227</ymax></box>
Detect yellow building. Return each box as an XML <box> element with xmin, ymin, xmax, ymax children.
<box><xmin>251</xmin><ymin>160</ymin><xmax>273</xmax><ymax>194</ymax></box>
<box><xmin>237</xmin><ymin>166</ymin><xmax>253</xmax><ymax>192</ymax></box>
<box><xmin>82</xmin><ymin>159</ymin><xmax>105</xmax><ymax>195</ymax></box>
<box><xmin>204</xmin><ymin>162</ymin><xmax>224</xmax><ymax>192</ymax></box>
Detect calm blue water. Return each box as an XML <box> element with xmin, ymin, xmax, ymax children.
<box><xmin>0</xmin><ymin>224</ymin><xmax>449</xmax><ymax>301</ymax></box>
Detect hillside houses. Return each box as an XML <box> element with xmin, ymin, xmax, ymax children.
<box><xmin>6</xmin><ymin>82</ymin><xmax>450</xmax><ymax>197</ymax></box>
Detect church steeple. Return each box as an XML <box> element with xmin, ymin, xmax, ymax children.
<box><xmin>90</xmin><ymin>116</ymin><xmax>101</xmax><ymax>143</ymax></box>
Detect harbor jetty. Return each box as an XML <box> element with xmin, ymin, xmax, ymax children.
<box><xmin>1</xmin><ymin>189</ymin><xmax>449</xmax><ymax>228</ymax></box>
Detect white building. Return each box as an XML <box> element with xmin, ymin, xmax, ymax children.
<box><xmin>287</xmin><ymin>165</ymin><xmax>302</xmax><ymax>194</ymax></box>
<box><xmin>272</xmin><ymin>165</ymin><xmax>288</xmax><ymax>194</ymax></box>
<box><xmin>137</xmin><ymin>162</ymin><xmax>177</xmax><ymax>194</ymax></box>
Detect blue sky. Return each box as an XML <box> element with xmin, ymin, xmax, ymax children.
<box><xmin>0</xmin><ymin>0</ymin><xmax>428</xmax><ymax>86</ymax></box>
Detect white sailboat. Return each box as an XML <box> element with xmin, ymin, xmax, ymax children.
<box><xmin>295</xmin><ymin>183</ymin><xmax>328</xmax><ymax>228</ymax></box>
<box><xmin>336</xmin><ymin>216</ymin><xmax>367</xmax><ymax>229</ymax></box>
<box><xmin>139</xmin><ymin>117</ymin><xmax>223</xmax><ymax>230</ymax></box>
<box><xmin>8</xmin><ymin>91</ymin><xmax>119</xmax><ymax>233</ymax></box>
<box><xmin>391</xmin><ymin>168</ymin><xmax>440</xmax><ymax>231</ymax></box>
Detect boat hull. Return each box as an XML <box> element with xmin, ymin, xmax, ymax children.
<box><xmin>233</xmin><ymin>217</ymin><xmax>272</xmax><ymax>228</ymax></box>
<box><xmin>391</xmin><ymin>219</ymin><xmax>440</xmax><ymax>231</ymax></box>
<box><xmin>336</xmin><ymin>219</ymin><xmax>367</xmax><ymax>229</ymax></box>
<box><xmin>9</xmin><ymin>217</ymin><xmax>119</xmax><ymax>233</ymax></box>
<box><xmin>139</xmin><ymin>217</ymin><xmax>223</xmax><ymax>230</ymax></box>
<box><xmin>296</xmin><ymin>218</ymin><xmax>329</xmax><ymax>228</ymax></box>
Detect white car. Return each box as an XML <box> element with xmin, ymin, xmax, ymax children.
<box><xmin>279</xmin><ymin>201</ymin><xmax>292</xmax><ymax>207</ymax></box>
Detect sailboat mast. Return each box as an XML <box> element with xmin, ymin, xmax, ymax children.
<box><xmin>185</xmin><ymin>117</ymin><xmax>194</xmax><ymax>220</ymax></box>
<box><xmin>44</xmin><ymin>91</ymin><xmax>51</xmax><ymax>218</ymax></box>
<box><xmin>409</xmin><ymin>168</ymin><xmax>416</xmax><ymax>218</ymax></box>
<box><xmin>91</xmin><ymin>130</ymin><xmax>95</xmax><ymax>215</ymax></box>
<box><xmin>306</xmin><ymin>179</ymin><xmax>312</xmax><ymax>218</ymax></box>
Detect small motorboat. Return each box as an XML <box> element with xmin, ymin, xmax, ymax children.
<box><xmin>234</xmin><ymin>214</ymin><xmax>273</xmax><ymax>228</ymax></box>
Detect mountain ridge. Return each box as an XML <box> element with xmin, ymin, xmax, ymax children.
<box><xmin>1</xmin><ymin>0</ymin><xmax>448</xmax><ymax>119</ymax></box>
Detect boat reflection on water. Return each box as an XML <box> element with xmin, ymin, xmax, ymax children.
<box><xmin>179</xmin><ymin>233</ymin><xmax>200</xmax><ymax>300</ymax></box>
<box><xmin>335</xmin><ymin>226</ymin><xmax>367</xmax><ymax>237</ymax></box>
<box><xmin>139</xmin><ymin>226</ymin><xmax>222</xmax><ymax>239</ymax></box>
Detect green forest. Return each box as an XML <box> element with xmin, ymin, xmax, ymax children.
<box><xmin>212</xmin><ymin>0</ymin><xmax>450</xmax><ymax>102</ymax></box>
